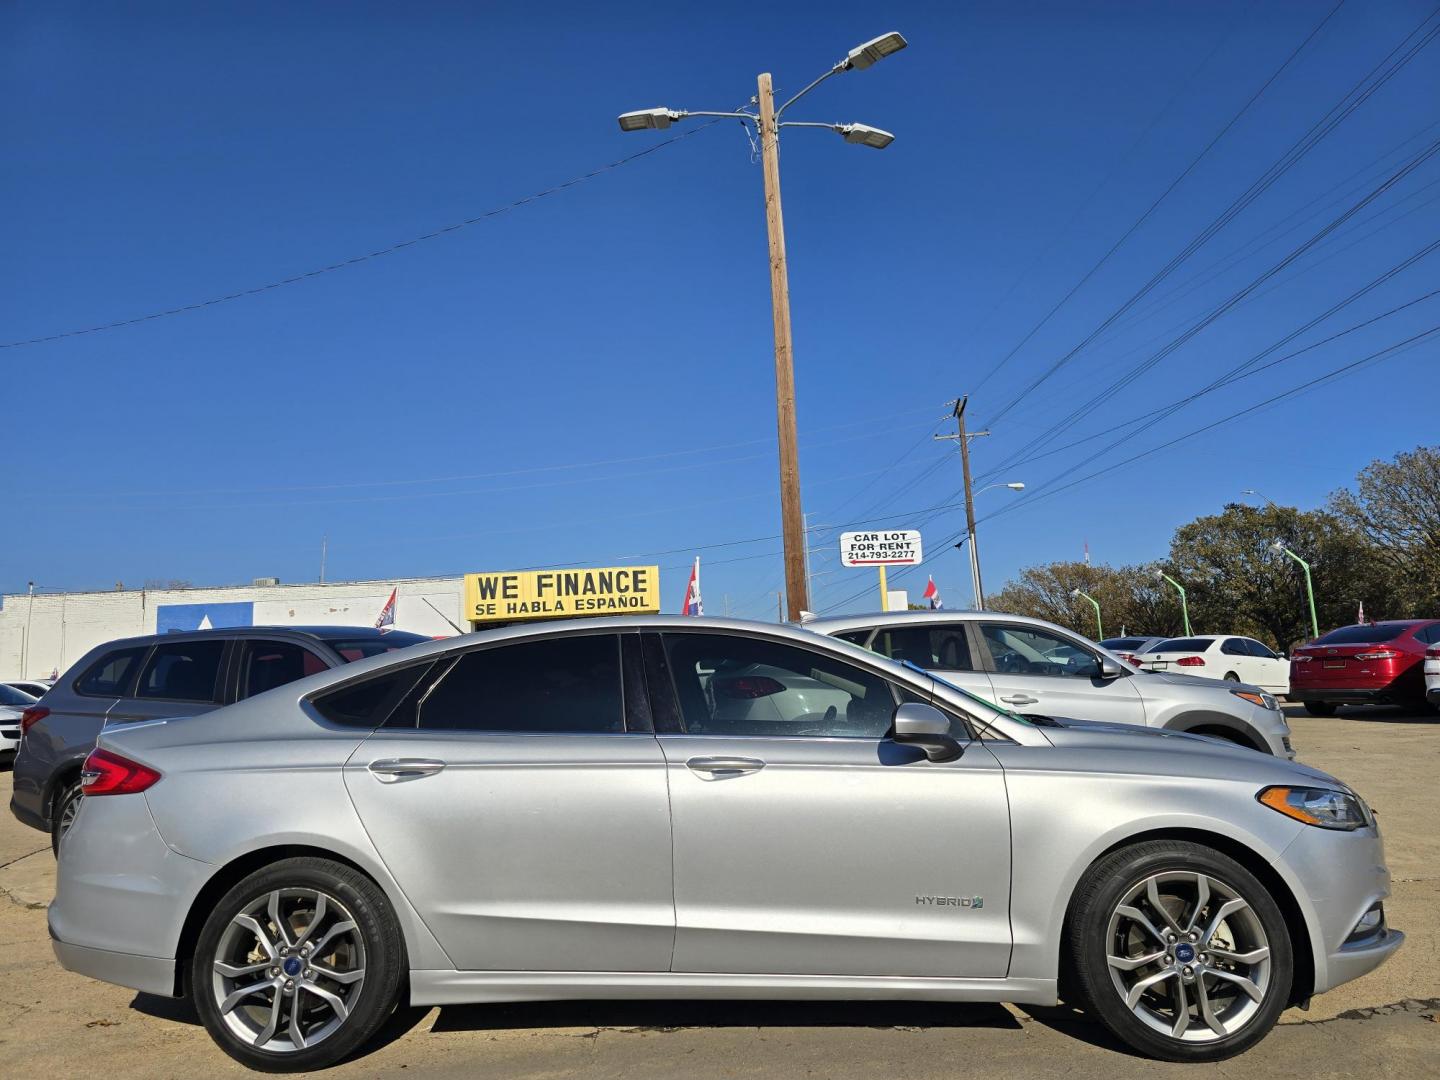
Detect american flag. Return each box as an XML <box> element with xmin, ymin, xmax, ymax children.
<box><xmin>680</xmin><ymin>557</ymin><xmax>703</xmax><ymax>616</ymax></box>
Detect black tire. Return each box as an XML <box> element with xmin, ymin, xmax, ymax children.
<box><xmin>51</xmin><ymin>778</ymin><xmax>83</xmax><ymax>858</ymax></box>
<box><xmin>1223</xmin><ymin>672</ymin><xmax>1240</xmax><ymax>683</ymax></box>
<box><xmin>1302</xmin><ymin>701</ymin><xmax>1336</xmax><ymax>717</ymax></box>
<box><xmin>191</xmin><ymin>857</ymin><xmax>404</xmax><ymax>1072</ymax></box>
<box><xmin>1065</xmin><ymin>840</ymin><xmax>1293</xmax><ymax>1062</ymax></box>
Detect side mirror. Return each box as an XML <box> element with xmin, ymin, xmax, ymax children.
<box><xmin>892</xmin><ymin>702</ymin><xmax>964</xmax><ymax>762</ymax></box>
<box><xmin>1098</xmin><ymin>655</ymin><xmax>1126</xmax><ymax>680</ymax></box>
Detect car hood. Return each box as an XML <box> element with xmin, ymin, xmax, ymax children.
<box><xmin>1133</xmin><ymin>669</ymin><xmax>1265</xmax><ymax>694</ymax></box>
<box><xmin>1026</xmin><ymin>713</ymin><xmax>1341</xmax><ymax>787</ymax></box>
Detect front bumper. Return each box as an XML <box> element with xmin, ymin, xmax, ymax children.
<box><xmin>1280</xmin><ymin>815</ymin><xmax>1403</xmax><ymax>996</ymax></box>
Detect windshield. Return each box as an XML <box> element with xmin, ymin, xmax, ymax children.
<box><xmin>1150</xmin><ymin>638</ymin><xmax>1215</xmax><ymax>653</ymax></box>
<box><xmin>0</xmin><ymin>684</ymin><xmax>38</xmax><ymax>706</ymax></box>
<box><xmin>898</xmin><ymin>659</ymin><xmax>1034</xmax><ymax>726</ymax></box>
<box><xmin>323</xmin><ymin>632</ymin><xmax>429</xmax><ymax>663</ymax></box>
<box><xmin>1314</xmin><ymin>623</ymin><xmax>1410</xmax><ymax>645</ymax></box>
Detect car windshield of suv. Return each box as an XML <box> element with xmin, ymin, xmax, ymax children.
<box><xmin>1150</xmin><ymin>638</ymin><xmax>1215</xmax><ymax>653</ymax></box>
<box><xmin>322</xmin><ymin>632</ymin><xmax>429</xmax><ymax>662</ymax></box>
<box><xmin>1314</xmin><ymin>623</ymin><xmax>1410</xmax><ymax>645</ymax></box>
<box><xmin>0</xmin><ymin>684</ymin><xmax>38</xmax><ymax>706</ymax></box>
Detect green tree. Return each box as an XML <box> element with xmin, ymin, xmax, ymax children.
<box><xmin>1329</xmin><ymin>445</ymin><xmax>1440</xmax><ymax>615</ymax></box>
<box><xmin>987</xmin><ymin>561</ymin><xmax>1184</xmax><ymax>640</ymax></box>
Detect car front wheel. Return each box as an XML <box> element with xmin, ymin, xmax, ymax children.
<box><xmin>1066</xmin><ymin>840</ymin><xmax>1292</xmax><ymax>1061</ymax></box>
<box><xmin>192</xmin><ymin>857</ymin><xmax>403</xmax><ymax>1072</ymax></box>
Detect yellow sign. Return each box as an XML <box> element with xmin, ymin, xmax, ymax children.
<box><xmin>464</xmin><ymin>566</ymin><xmax>661</xmax><ymax>623</ymax></box>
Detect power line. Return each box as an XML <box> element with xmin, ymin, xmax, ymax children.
<box><xmin>981</xmin><ymin>4</ymin><xmax>1440</xmax><ymax>428</ymax></box>
<box><xmin>0</xmin><ymin>122</ymin><xmax>721</xmax><ymax>351</ymax></box>
<box><xmin>969</xmin><ymin>0</ymin><xmax>1350</xmax><ymax>400</ymax></box>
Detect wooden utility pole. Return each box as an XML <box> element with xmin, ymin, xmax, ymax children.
<box><xmin>758</xmin><ymin>72</ymin><xmax>808</xmax><ymax>622</ymax></box>
<box><xmin>936</xmin><ymin>396</ymin><xmax>989</xmax><ymax>609</ymax></box>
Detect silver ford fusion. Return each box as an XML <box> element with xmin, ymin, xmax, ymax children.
<box><xmin>50</xmin><ymin>617</ymin><xmax>1400</xmax><ymax>1072</ymax></box>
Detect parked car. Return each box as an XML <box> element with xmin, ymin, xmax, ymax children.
<box><xmin>1290</xmin><ymin>619</ymin><xmax>1440</xmax><ymax>715</ymax></box>
<box><xmin>9</xmin><ymin>626</ymin><xmax>426</xmax><ymax>852</ymax></box>
<box><xmin>0</xmin><ymin>683</ymin><xmax>36</xmax><ymax>761</ymax></box>
<box><xmin>807</xmin><ymin>611</ymin><xmax>1293</xmax><ymax>757</ymax></box>
<box><xmin>1097</xmin><ymin>636</ymin><xmax>1166</xmax><ymax>665</ymax></box>
<box><xmin>4</xmin><ymin>680</ymin><xmax>53</xmax><ymax>699</ymax></box>
<box><xmin>1133</xmin><ymin>636</ymin><xmax>1290</xmax><ymax>695</ymax></box>
<box><xmin>52</xmin><ymin>616</ymin><xmax>1398</xmax><ymax>1069</ymax></box>
<box><xmin>1425</xmin><ymin>643</ymin><xmax>1440</xmax><ymax>709</ymax></box>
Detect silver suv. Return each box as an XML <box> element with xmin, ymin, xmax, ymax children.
<box><xmin>52</xmin><ymin>617</ymin><xmax>1396</xmax><ymax>1070</ymax></box>
<box><xmin>806</xmin><ymin>611</ymin><xmax>1293</xmax><ymax>758</ymax></box>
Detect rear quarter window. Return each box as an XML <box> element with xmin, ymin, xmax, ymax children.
<box><xmin>75</xmin><ymin>646</ymin><xmax>149</xmax><ymax>697</ymax></box>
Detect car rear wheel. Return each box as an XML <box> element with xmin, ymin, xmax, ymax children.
<box><xmin>1066</xmin><ymin>840</ymin><xmax>1292</xmax><ymax>1062</ymax></box>
<box><xmin>51</xmin><ymin>778</ymin><xmax>83</xmax><ymax>857</ymax></box>
<box><xmin>192</xmin><ymin>857</ymin><xmax>403</xmax><ymax>1072</ymax></box>
<box><xmin>1223</xmin><ymin>672</ymin><xmax>1240</xmax><ymax>682</ymax></box>
<box><xmin>1302</xmin><ymin>701</ymin><xmax>1336</xmax><ymax>717</ymax></box>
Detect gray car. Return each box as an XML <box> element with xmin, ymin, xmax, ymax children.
<box><xmin>807</xmin><ymin>612</ymin><xmax>1294</xmax><ymax>758</ymax></box>
<box><xmin>9</xmin><ymin>626</ymin><xmax>427</xmax><ymax>852</ymax></box>
<box><xmin>52</xmin><ymin>616</ymin><xmax>1398</xmax><ymax>1071</ymax></box>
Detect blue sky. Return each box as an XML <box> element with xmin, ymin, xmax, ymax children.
<box><xmin>4</xmin><ymin>0</ymin><xmax>1438</xmax><ymax>618</ymax></box>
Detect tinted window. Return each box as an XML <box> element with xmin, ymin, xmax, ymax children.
<box><xmin>76</xmin><ymin>646</ymin><xmax>149</xmax><ymax>697</ymax></box>
<box><xmin>1220</xmin><ymin>638</ymin><xmax>1248</xmax><ymax>656</ymax></box>
<box><xmin>662</xmin><ymin>632</ymin><xmax>896</xmax><ymax>738</ymax></box>
<box><xmin>1151</xmin><ymin>638</ymin><xmax>1217</xmax><ymax>653</ymax></box>
<box><xmin>981</xmin><ymin>624</ymin><xmax>1101</xmax><ymax>679</ymax></box>
<box><xmin>834</xmin><ymin>630</ymin><xmax>873</xmax><ymax>647</ymax></box>
<box><xmin>0</xmin><ymin>684</ymin><xmax>37</xmax><ymax>706</ymax></box>
<box><xmin>1244</xmin><ymin>638</ymin><xmax>1278</xmax><ymax>658</ymax></box>
<box><xmin>1099</xmin><ymin>638</ymin><xmax>1150</xmax><ymax>651</ymax></box>
<box><xmin>313</xmin><ymin>663</ymin><xmax>437</xmax><ymax>728</ymax></box>
<box><xmin>136</xmin><ymin>640</ymin><xmax>226</xmax><ymax>702</ymax></box>
<box><xmin>867</xmin><ymin>625</ymin><xmax>974</xmax><ymax>671</ymax></box>
<box><xmin>243</xmin><ymin>640</ymin><xmax>329</xmax><ymax>697</ymax></box>
<box><xmin>419</xmin><ymin>635</ymin><xmax>624</xmax><ymax>733</ymax></box>
<box><xmin>1414</xmin><ymin>624</ymin><xmax>1440</xmax><ymax>645</ymax></box>
<box><xmin>1315</xmin><ymin>624</ymin><xmax>1409</xmax><ymax>645</ymax></box>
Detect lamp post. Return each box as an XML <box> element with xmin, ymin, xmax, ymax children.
<box><xmin>1271</xmin><ymin>540</ymin><xmax>1320</xmax><ymax>640</ymax></box>
<box><xmin>1154</xmin><ymin>569</ymin><xmax>1192</xmax><ymax>636</ymax></box>
<box><xmin>619</xmin><ymin>32</ymin><xmax>907</xmax><ymax>621</ymax></box>
<box><xmin>1071</xmin><ymin>588</ymin><xmax>1103</xmax><ymax>639</ymax></box>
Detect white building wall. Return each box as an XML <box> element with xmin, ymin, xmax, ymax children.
<box><xmin>0</xmin><ymin>577</ymin><xmax>463</xmax><ymax>680</ymax></box>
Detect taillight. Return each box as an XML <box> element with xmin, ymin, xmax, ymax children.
<box><xmin>80</xmin><ymin>748</ymin><xmax>161</xmax><ymax>796</ymax></box>
<box><xmin>714</xmin><ymin>675</ymin><xmax>787</xmax><ymax>699</ymax></box>
<box><xmin>20</xmin><ymin>706</ymin><xmax>49</xmax><ymax>735</ymax></box>
<box><xmin>1176</xmin><ymin>656</ymin><xmax>1206</xmax><ymax>667</ymax></box>
<box><xmin>1354</xmin><ymin>649</ymin><xmax>1401</xmax><ymax>661</ymax></box>
<box><xmin>1427</xmin><ymin>645</ymin><xmax>1440</xmax><ymax>658</ymax></box>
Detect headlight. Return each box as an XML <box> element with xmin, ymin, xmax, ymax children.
<box><xmin>1231</xmin><ymin>688</ymin><xmax>1279</xmax><ymax>711</ymax></box>
<box><xmin>1258</xmin><ymin>786</ymin><xmax>1370</xmax><ymax>830</ymax></box>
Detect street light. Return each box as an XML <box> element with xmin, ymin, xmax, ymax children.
<box><xmin>1153</xmin><ymin>568</ymin><xmax>1193</xmax><ymax>636</ymax></box>
<box><xmin>1242</xmin><ymin>488</ymin><xmax>1276</xmax><ymax>507</ymax></box>
<box><xmin>948</xmin><ymin>479</ymin><xmax>1024</xmax><ymax>608</ymax></box>
<box><xmin>1071</xmin><ymin>588</ymin><xmax>1103</xmax><ymax>639</ymax></box>
<box><xmin>618</xmin><ymin>33</ymin><xmax>907</xmax><ymax>621</ymax></box>
<box><xmin>1271</xmin><ymin>539</ymin><xmax>1320</xmax><ymax>640</ymax></box>
<box><xmin>976</xmin><ymin>481</ymin><xmax>1025</xmax><ymax>495</ymax></box>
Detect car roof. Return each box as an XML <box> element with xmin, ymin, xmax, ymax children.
<box><xmin>804</xmin><ymin>609</ymin><xmax>1075</xmax><ymax>636</ymax></box>
<box><xmin>69</xmin><ymin>624</ymin><xmax>419</xmax><ymax>653</ymax></box>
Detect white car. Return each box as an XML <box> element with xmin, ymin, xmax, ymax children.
<box><xmin>1135</xmin><ymin>635</ymin><xmax>1290</xmax><ymax>695</ymax></box>
<box><xmin>0</xmin><ymin>683</ymin><xmax>36</xmax><ymax>760</ymax></box>
<box><xmin>3</xmin><ymin>679</ymin><xmax>52</xmax><ymax>699</ymax></box>
<box><xmin>1424</xmin><ymin>644</ymin><xmax>1440</xmax><ymax>708</ymax></box>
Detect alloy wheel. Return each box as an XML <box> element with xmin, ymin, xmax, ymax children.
<box><xmin>210</xmin><ymin>888</ymin><xmax>367</xmax><ymax>1053</ymax></box>
<box><xmin>1105</xmin><ymin>871</ymin><xmax>1271</xmax><ymax>1042</ymax></box>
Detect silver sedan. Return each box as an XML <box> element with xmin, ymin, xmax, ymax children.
<box><xmin>49</xmin><ymin>617</ymin><xmax>1400</xmax><ymax>1071</ymax></box>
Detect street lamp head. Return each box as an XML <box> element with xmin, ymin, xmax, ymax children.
<box><xmin>1070</xmin><ymin>588</ymin><xmax>1082</xmax><ymax>598</ymax></box>
<box><xmin>1005</xmin><ymin>482</ymin><xmax>1025</xmax><ymax>491</ymax></box>
<box><xmin>1153</xmin><ymin>568</ymin><xmax>1165</xmax><ymax>581</ymax></box>
<box><xmin>1270</xmin><ymin>539</ymin><xmax>1287</xmax><ymax>554</ymax></box>
<box><xmin>617</xmin><ymin>107</ymin><xmax>683</xmax><ymax>132</ymax></box>
<box><xmin>839</xmin><ymin>123</ymin><xmax>895</xmax><ymax>149</ymax></box>
<box><xmin>845</xmin><ymin>31</ymin><xmax>908</xmax><ymax>70</ymax></box>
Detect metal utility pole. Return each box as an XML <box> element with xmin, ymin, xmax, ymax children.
<box><xmin>319</xmin><ymin>535</ymin><xmax>328</xmax><ymax>583</ymax></box>
<box><xmin>617</xmin><ymin>33</ymin><xmax>907</xmax><ymax>623</ymax></box>
<box><xmin>935</xmin><ymin>397</ymin><xmax>989</xmax><ymax>609</ymax></box>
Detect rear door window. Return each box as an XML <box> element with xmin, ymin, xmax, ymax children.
<box><xmin>241</xmin><ymin>640</ymin><xmax>330</xmax><ymax>697</ymax></box>
<box><xmin>75</xmin><ymin>646</ymin><xmax>149</xmax><ymax>697</ymax></box>
<box><xmin>135</xmin><ymin>640</ymin><xmax>226</xmax><ymax>703</ymax></box>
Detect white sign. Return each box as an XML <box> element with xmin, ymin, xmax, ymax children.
<box><xmin>840</xmin><ymin>530</ymin><xmax>923</xmax><ymax>567</ymax></box>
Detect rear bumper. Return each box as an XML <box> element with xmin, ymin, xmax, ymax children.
<box><xmin>1293</xmin><ymin>688</ymin><xmax>1406</xmax><ymax>705</ymax></box>
<box><xmin>8</xmin><ymin>792</ymin><xmax>47</xmax><ymax>832</ymax></box>
<box><xmin>50</xmin><ymin>934</ymin><xmax>177</xmax><ymax>998</ymax></box>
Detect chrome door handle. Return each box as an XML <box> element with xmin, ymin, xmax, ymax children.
<box><xmin>368</xmin><ymin>758</ymin><xmax>447</xmax><ymax>783</ymax></box>
<box><xmin>686</xmin><ymin>756</ymin><xmax>765</xmax><ymax>779</ymax></box>
<box><xmin>1000</xmin><ymin>695</ymin><xmax>1039</xmax><ymax>705</ymax></box>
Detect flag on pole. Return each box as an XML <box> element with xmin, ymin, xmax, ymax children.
<box><xmin>375</xmin><ymin>587</ymin><xmax>397</xmax><ymax>631</ymax></box>
<box><xmin>680</xmin><ymin>557</ymin><xmax>703</xmax><ymax>616</ymax></box>
<box><xmin>1357</xmin><ymin>599</ymin><xmax>1366</xmax><ymax>625</ymax></box>
<box><xmin>923</xmin><ymin>575</ymin><xmax>942</xmax><ymax>610</ymax></box>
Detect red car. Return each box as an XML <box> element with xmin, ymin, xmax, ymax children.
<box><xmin>1290</xmin><ymin>619</ymin><xmax>1440</xmax><ymax>715</ymax></box>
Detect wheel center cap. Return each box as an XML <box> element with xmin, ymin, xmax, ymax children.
<box><xmin>1174</xmin><ymin>943</ymin><xmax>1196</xmax><ymax>964</ymax></box>
<box><xmin>282</xmin><ymin>956</ymin><xmax>303</xmax><ymax>977</ymax></box>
